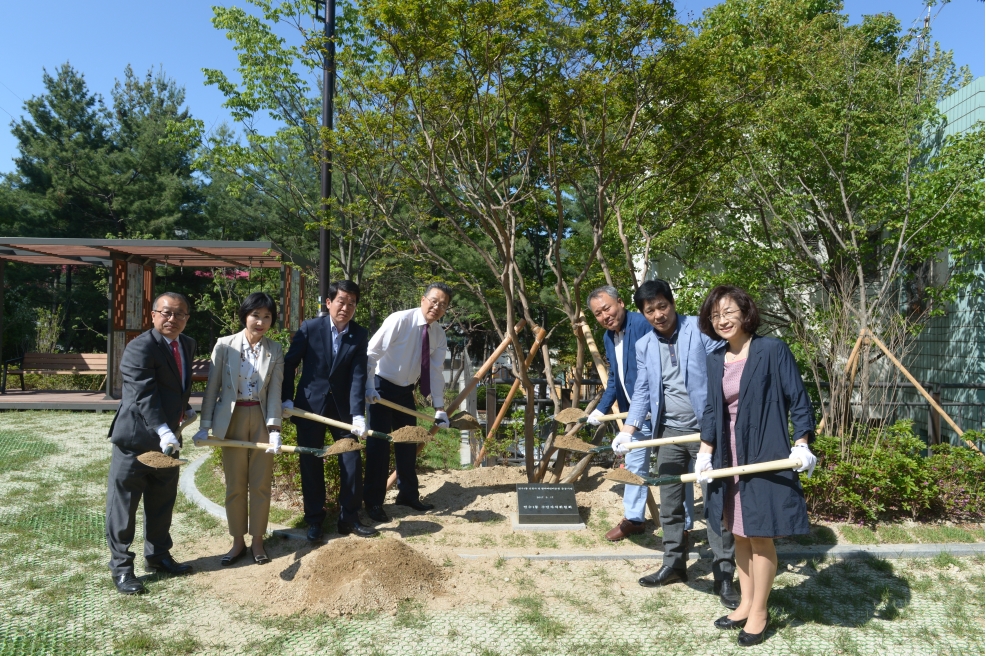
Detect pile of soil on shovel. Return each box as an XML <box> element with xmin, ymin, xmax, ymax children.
<box><xmin>136</xmin><ymin>451</ymin><xmax>180</xmax><ymax>468</ymax></box>
<box><xmin>391</xmin><ymin>426</ymin><xmax>431</xmax><ymax>443</ymax></box>
<box><xmin>605</xmin><ymin>466</ymin><xmax>645</xmax><ymax>485</ymax></box>
<box><xmin>325</xmin><ymin>438</ymin><xmax>363</xmax><ymax>455</ymax></box>
<box><xmin>551</xmin><ymin>433</ymin><xmax>592</xmax><ymax>453</ymax></box>
<box><xmin>295</xmin><ymin>538</ymin><xmax>445</xmax><ymax>615</ymax></box>
<box><xmin>554</xmin><ymin>407</ymin><xmax>586</xmax><ymax>424</ymax></box>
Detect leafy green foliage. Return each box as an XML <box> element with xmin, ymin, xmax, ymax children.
<box><xmin>803</xmin><ymin>421</ymin><xmax>985</xmax><ymax>523</ymax></box>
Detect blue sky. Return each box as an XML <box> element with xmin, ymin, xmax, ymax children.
<box><xmin>0</xmin><ymin>0</ymin><xmax>982</xmax><ymax>174</ymax></box>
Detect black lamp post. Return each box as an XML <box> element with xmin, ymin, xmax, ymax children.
<box><xmin>315</xmin><ymin>0</ymin><xmax>335</xmax><ymax>317</ymax></box>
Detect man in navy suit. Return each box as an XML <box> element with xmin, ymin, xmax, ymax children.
<box><xmin>621</xmin><ymin>280</ymin><xmax>738</xmax><ymax>609</ymax></box>
<box><xmin>106</xmin><ymin>292</ymin><xmax>196</xmax><ymax>595</ymax></box>
<box><xmin>586</xmin><ymin>285</ymin><xmax>658</xmax><ymax>541</ymax></box>
<box><xmin>282</xmin><ymin>280</ymin><xmax>376</xmax><ymax>540</ymax></box>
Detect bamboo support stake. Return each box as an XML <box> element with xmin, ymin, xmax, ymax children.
<box><xmin>474</xmin><ymin>327</ymin><xmax>547</xmax><ymax>467</ymax></box>
<box><xmin>386</xmin><ymin>320</ymin><xmax>527</xmax><ymax>490</ymax></box>
<box><xmin>864</xmin><ymin>329</ymin><xmax>981</xmax><ymax>454</ymax></box>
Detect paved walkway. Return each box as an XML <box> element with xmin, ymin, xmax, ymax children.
<box><xmin>1</xmin><ymin>412</ymin><xmax>983</xmax><ymax>655</ymax></box>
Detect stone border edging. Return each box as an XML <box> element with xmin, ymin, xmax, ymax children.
<box><xmin>180</xmin><ymin>454</ymin><xmax>227</xmax><ymax>521</ymax></box>
<box><xmin>458</xmin><ymin>542</ymin><xmax>985</xmax><ymax>562</ymax></box>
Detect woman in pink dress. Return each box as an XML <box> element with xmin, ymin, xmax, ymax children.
<box><xmin>695</xmin><ymin>286</ymin><xmax>817</xmax><ymax>647</ymax></box>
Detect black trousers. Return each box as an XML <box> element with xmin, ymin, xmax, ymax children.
<box><xmin>656</xmin><ymin>426</ymin><xmax>736</xmax><ymax>580</ymax></box>
<box><xmin>363</xmin><ymin>376</ymin><xmax>420</xmax><ymax>507</ymax></box>
<box><xmin>295</xmin><ymin>395</ymin><xmax>363</xmax><ymax>525</ymax></box>
<box><xmin>105</xmin><ymin>444</ymin><xmax>179</xmax><ymax>576</ymax></box>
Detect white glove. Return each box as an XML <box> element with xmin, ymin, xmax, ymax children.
<box><xmin>192</xmin><ymin>429</ymin><xmax>210</xmax><ymax>444</ymax></box>
<box><xmin>434</xmin><ymin>410</ymin><xmax>450</xmax><ymax>429</ymax></box>
<box><xmin>792</xmin><ymin>443</ymin><xmax>817</xmax><ymax>478</ymax></box>
<box><xmin>365</xmin><ymin>388</ymin><xmax>381</xmax><ymax>404</ymax></box>
<box><xmin>695</xmin><ymin>452</ymin><xmax>714</xmax><ymax>484</ymax></box>
<box><xmin>282</xmin><ymin>399</ymin><xmax>294</xmax><ymax>411</ymax></box>
<box><xmin>611</xmin><ymin>432</ymin><xmax>632</xmax><ymax>455</ymax></box>
<box><xmin>586</xmin><ymin>409</ymin><xmax>605</xmax><ymax>427</ymax></box>
<box><xmin>159</xmin><ymin>430</ymin><xmax>181</xmax><ymax>454</ymax></box>
<box><xmin>183</xmin><ymin>407</ymin><xmax>196</xmax><ymax>423</ymax></box>
<box><xmin>351</xmin><ymin>415</ymin><xmax>366</xmax><ymax>437</ymax></box>
<box><xmin>265</xmin><ymin>431</ymin><xmax>282</xmax><ymax>455</ymax></box>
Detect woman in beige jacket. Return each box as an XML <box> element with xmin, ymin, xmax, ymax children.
<box><xmin>195</xmin><ymin>293</ymin><xmax>284</xmax><ymax>565</ymax></box>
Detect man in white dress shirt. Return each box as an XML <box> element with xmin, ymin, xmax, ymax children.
<box><xmin>362</xmin><ymin>283</ymin><xmax>452</xmax><ymax>521</ymax></box>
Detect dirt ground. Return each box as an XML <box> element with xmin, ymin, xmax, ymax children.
<box><xmin>191</xmin><ymin>464</ymin><xmax>717</xmax><ymax>617</ymax></box>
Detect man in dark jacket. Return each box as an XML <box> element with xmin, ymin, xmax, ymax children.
<box><xmin>282</xmin><ymin>280</ymin><xmax>376</xmax><ymax>541</ymax></box>
<box><xmin>106</xmin><ymin>292</ymin><xmax>196</xmax><ymax>595</ymax></box>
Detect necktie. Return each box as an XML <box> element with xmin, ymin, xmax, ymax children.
<box><xmin>420</xmin><ymin>325</ymin><xmax>431</xmax><ymax>398</ymax></box>
<box><xmin>170</xmin><ymin>340</ymin><xmax>183</xmax><ymax>387</ymax></box>
<box><xmin>170</xmin><ymin>340</ymin><xmax>184</xmax><ymax>424</ymax></box>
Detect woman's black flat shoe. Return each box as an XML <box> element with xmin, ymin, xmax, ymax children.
<box><xmin>221</xmin><ymin>549</ymin><xmax>246</xmax><ymax>566</ymax></box>
<box><xmin>714</xmin><ymin>615</ymin><xmax>747</xmax><ymax>630</ymax></box>
<box><xmin>737</xmin><ymin>624</ymin><xmax>768</xmax><ymax>646</ymax></box>
<box><xmin>254</xmin><ymin>552</ymin><xmax>270</xmax><ymax>565</ymax></box>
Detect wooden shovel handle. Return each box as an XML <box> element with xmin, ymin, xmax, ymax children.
<box><xmin>586</xmin><ymin>411</ymin><xmax>628</xmax><ymax>423</ymax></box>
<box><xmin>373</xmin><ymin>398</ymin><xmax>435</xmax><ymax>423</ymax></box>
<box><xmin>624</xmin><ymin>433</ymin><xmax>700</xmax><ymax>450</ymax></box>
<box><xmin>284</xmin><ymin>407</ymin><xmax>391</xmax><ymax>441</ymax></box>
<box><xmin>680</xmin><ymin>457</ymin><xmax>803</xmax><ymax>483</ymax></box>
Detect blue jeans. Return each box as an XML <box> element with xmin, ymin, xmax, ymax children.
<box><xmin>622</xmin><ymin>421</ymin><xmax>653</xmax><ymax>522</ymax></box>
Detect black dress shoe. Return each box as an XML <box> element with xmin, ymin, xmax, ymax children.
<box><xmin>338</xmin><ymin>520</ymin><xmax>379</xmax><ymax>537</ymax></box>
<box><xmin>114</xmin><ymin>572</ymin><xmax>145</xmax><ymax>595</ymax></box>
<box><xmin>145</xmin><ymin>556</ymin><xmax>192</xmax><ymax>576</ymax></box>
<box><xmin>715</xmin><ymin>577</ymin><xmax>741</xmax><ymax>610</ymax></box>
<box><xmin>365</xmin><ymin>505</ymin><xmax>390</xmax><ymax>522</ymax></box>
<box><xmin>714</xmin><ymin>615</ymin><xmax>747</xmax><ymax>630</ymax></box>
<box><xmin>220</xmin><ymin>548</ymin><xmax>246</xmax><ymax>566</ymax></box>
<box><xmin>638</xmin><ymin>565</ymin><xmax>687</xmax><ymax>587</ymax></box>
<box><xmin>394</xmin><ymin>497</ymin><xmax>435</xmax><ymax>512</ymax></box>
<box><xmin>738</xmin><ymin>622</ymin><xmax>768</xmax><ymax>646</ymax></box>
<box><xmin>307</xmin><ymin>523</ymin><xmax>324</xmax><ymax>542</ymax></box>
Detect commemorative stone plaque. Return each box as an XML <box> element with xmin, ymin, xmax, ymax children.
<box><xmin>515</xmin><ymin>484</ymin><xmax>581</xmax><ymax>525</ymax></box>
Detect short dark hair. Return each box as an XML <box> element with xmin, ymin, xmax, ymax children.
<box><xmin>698</xmin><ymin>285</ymin><xmax>761</xmax><ymax>339</ymax></box>
<box><xmin>633</xmin><ymin>279</ymin><xmax>674</xmax><ymax>312</ymax></box>
<box><xmin>238</xmin><ymin>292</ymin><xmax>278</xmax><ymax>326</ymax></box>
<box><xmin>424</xmin><ymin>282</ymin><xmax>453</xmax><ymax>304</ymax></box>
<box><xmin>153</xmin><ymin>292</ymin><xmax>191</xmax><ymax>313</ymax></box>
<box><xmin>327</xmin><ymin>280</ymin><xmax>360</xmax><ymax>303</ymax></box>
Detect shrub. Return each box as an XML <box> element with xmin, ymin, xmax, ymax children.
<box><xmin>802</xmin><ymin>421</ymin><xmax>984</xmax><ymax>523</ymax></box>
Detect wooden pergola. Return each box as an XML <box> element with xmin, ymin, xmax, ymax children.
<box><xmin>0</xmin><ymin>238</ymin><xmax>310</xmax><ymax>399</ymax></box>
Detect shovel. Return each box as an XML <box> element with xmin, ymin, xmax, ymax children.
<box><xmin>589</xmin><ymin>433</ymin><xmax>701</xmax><ymax>454</ymax></box>
<box><xmin>552</xmin><ymin>407</ymin><xmax>628</xmax><ymax>426</ymax></box>
<box><xmin>372</xmin><ymin>398</ymin><xmax>482</xmax><ymax>430</ymax></box>
<box><xmin>194</xmin><ymin>437</ymin><xmax>363</xmax><ymax>457</ymax></box>
<box><xmin>137</xmin><ymin>416</ymin><xmax>197</xmax><ymax>469</ymax></box>
<box><xmin>283</xmin><ymin>407</ymin><xmax>431</xmax><ymax>444</ymax></box>
<box><xmin>603</xmin><ymin>457</ymin><xmax>805</xmax><ymax>486</ymax></box>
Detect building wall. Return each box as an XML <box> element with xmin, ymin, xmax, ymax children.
<box><xmin>902</xmin><ymin>77</ymin><xmax>985</xmax><ymax>444</ymax></box>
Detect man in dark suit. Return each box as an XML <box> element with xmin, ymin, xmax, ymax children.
<box><xmin>106</xmin><ymin>292</ymin><xmax>196</xmax><ymax>595</ymax></box>
<box><xmin>282</xmin><ymin>280</ymin><xmax>376</xmax><ymax>541</ymax></box>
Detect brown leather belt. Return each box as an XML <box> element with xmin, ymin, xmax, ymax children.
<box><xmin>235</xmin><ymin>400</ymin><xmax>261</xmax><ymax>407</ymax></box>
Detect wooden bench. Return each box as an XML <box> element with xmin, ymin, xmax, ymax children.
<box><xmin>1</xmin><ymin>353</ymin><xmax>212</xmax><ymax>392</ymax></box>
<box><xmin>2</xmin><ymin>353</ymin><xmax>108</xmax><ymax>393</ymax></box>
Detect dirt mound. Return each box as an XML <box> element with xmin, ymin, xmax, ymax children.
<box><xmin>296</xmin><ymin>538</ymin><xmax>444</xmax><ymax>615</ymax></box>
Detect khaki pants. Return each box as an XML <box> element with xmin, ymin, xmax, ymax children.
<box><xmin>222</xmin><ymin>404</ymin><xmax>273</xmax><ymax>538</ymax></box>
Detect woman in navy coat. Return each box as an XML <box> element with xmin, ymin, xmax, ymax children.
<box><xmin>695</xmin><ymin>286</ymin><xmax>817</xmax><ymax>647</ymax></box>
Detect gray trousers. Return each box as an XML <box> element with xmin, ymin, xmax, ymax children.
<box><xmin>657</xmin><ymin>428</ymin><xmax>735</xmax><ymax>580</ymax></box>
<box><xmin>105</xmin><ymin>444</ymin><xmax>179</xmax><ymax>576</ymax></box>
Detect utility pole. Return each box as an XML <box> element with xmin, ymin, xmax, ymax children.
<box><xmin>315</xmin><ymin>0</ymin><xmax>335</xmax><ymax>317</ymax></box>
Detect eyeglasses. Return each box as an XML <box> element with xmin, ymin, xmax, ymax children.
<box><xmin>424</xmin><ymin>296</ymin><xmax>450</xmax><ymax>311</ymax></box>
<box><xmin>152</xmin><ymin>310</ymin><xmax>190</xmax><ymax>321</ymax></box>
<box><xmin>710</xmin><ymin>308</ymin><xmax>739</xmax><ymax>323</ymax></box>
